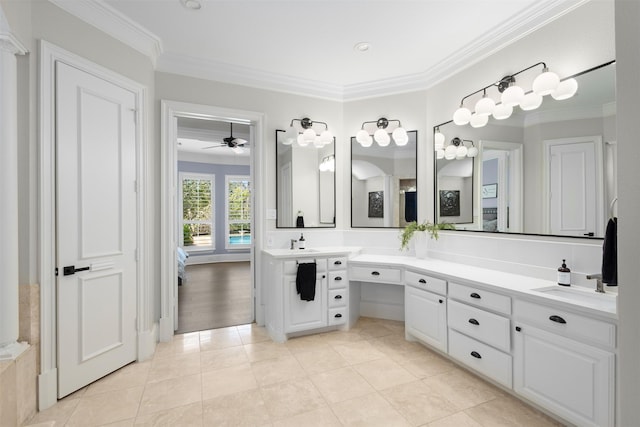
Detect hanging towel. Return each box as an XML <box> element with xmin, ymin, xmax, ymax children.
<box><xmin>296</xmin><ymin>262</ymin><xmax>317</xmax><ymax>301</ymax></box>
<box><xmin>296</xmin><ymin>215</ymin><xmax>305</xmax><ymax>228</ymax></box>
<box><xmin>601</xmin><ymin>217</ymin><xmax>617</xmax><ymax>286</ymax></box>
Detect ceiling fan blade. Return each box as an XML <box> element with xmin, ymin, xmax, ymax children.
<box><xmin>202</xmin><ymin>144</ymin><xmax>225</xmax><ymax>149</ymax></box>
<box><xmin>233</xmin><ymin>138</ymin><xmax>248</xmax><ymax>145</ymax></box>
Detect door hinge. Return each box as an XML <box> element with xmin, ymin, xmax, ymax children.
<box><xmin>55</xmin><ymin>267</ymin><xmax>58</xmax><ymax>276</ymax></box>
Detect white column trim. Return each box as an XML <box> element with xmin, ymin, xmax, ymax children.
<box><xmin>0</xmin><ymin>4</ymin><xmax>27</xmax><ymax>360</ymax></box>
<box><xmin>39</xmin><ymin>40</ymin><xmax>148</xmax><ymax>410</ymax></box>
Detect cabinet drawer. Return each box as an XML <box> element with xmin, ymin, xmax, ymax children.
<box><xmin>449</xmin><ymin>329</ymin><xmax>512</xmax><ymax>388</ymax></box>
<box><xmin>449</xmin><ymin>282</ymin><xmax>511</xmax><ymax>315</ymax></box>
<box><xmin>328</xmin><ymin>307</ymin><xmax>347</xmax><ymax>325</ymax></box>
<box><xmin>328</xmin><ymin>271</ymin><xmax>347</xmax><ymax>289</ymax></box>
<box><xmin>514</xmin><ymin>300</ymin><xmax>616</xmax><ymax>348</ymax></box>
<box><xmin>350</xmin><ymin>265</ymin><xmax>401</xmax><ymax>284</ymax></box>
<box><xmin>329</xmin><ymin>288</ymin><xmax>348</xmax><ymax>308</ymax></box>
<box><xmin>328</xmin><ymin>257</ymin><xmax>347</xmax><ymax>270</ymax></box>
<box><xmin>405</xmin><ymin>270</ymin><xmax>446</xmax><ymax>296</ymax></box>
<box><xmin>284</xmin><ymin>259</ymin><xmax>327</xmax><ymax>275</ymax></box>
<box><xmin>448</xmin><ymin>300</ymin><xmax>511</xmax><ymax>352</ymax></box>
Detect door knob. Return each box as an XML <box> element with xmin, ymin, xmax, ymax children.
<box><xmin>63</xmin><ymin>265</ymin><xmax>90</xmax><ymax>276</ymax></box>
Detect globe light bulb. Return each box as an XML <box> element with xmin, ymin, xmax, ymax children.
<box><xmin>469</xmin><ymin>113</ymin><xmax>489</xmax><ymax>128</ymax></box>
<box><xmin>532</xmin><ymin>67</ymin><xmax>560</xmax><ymax>96</ymax></box>
<box><xmin>456</xmin><ymin>145</ymin><xmax>468</xmax><ymax>158</ymax></box>
<box><xmin>475</xmin><ymin>95</ymin><xmax>496</xmax><ymax>116</ymax></box>
<box><xmin>444</xmin><ymin>144</ymin><xmax>457</xmax><ymax>160</ymax></box>
<box><xmin>551</xmin><ymin>78</ymin><xmax>578</xmax><ymax>100</ymax></box>
<box><xmin>436</xmin><ymin>149</ymin><xmax>445</xmax><ymax>160</ymax></box>
<box><xmin>493</xmin><ymin>103</ymin><xmax>513</xmax><ymax>120</ymax></box>
<box><xmin>302</xmin><ymin>128</ymin><xmax>316</xmax><ymax>143</ymax></box>
<box><xmin>282</xmin><ymin>125</ymin><xmax>297</xmax><ymax>145</ymax></box>
<box><xmin>313</xmin><ymin>136</ymin><xmax>324</xmax><ymax>148</ymax></box>
<box><xmin>453</xmin><ymin>107</ymin><xmax>472</xmax><ymax>125</ymax></box>
<box><xmin>360</xmin><ymin>134</ymin><xmax>373</xmax><ymax>147</ymax></box>
<box><xmin>501</xmin><ymin>84</ymin><xmax>525</xmax><ymax>107</ymax></box>
<box><xmin>392</xmin><ymin>127</ymin><xmax>409</xmax><ymax>146</ymax></box>
<box><xmin>520</xmin><ymin>92</ymin><xmax>543</xmax><ymax>111</ymax></box>
<box><xmin>297</xmin><ymin>134</ymin><xmax>310</xmax><ymax>147</ymax></box>
<box><xmin>374</xmin><ymin>129</ymin><xmax>391</xmax><ymax>146</ymax></box>
<box><xmin>467</xmin><ymin>146</ymin><xmax>479</xmax><ymax>157</ymax></box>
<box><xmin>356</xmin><ymin>129</ymin><xmax>370</xmax><ymax>145</ymax></box>
<box><xmin>434</xmin><ymin>130</ymin><xmax>445</xmax><ymax>150</ymax></box>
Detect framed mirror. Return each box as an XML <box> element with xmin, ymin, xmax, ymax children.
<box><xmin>434</xmin><ymin>60</ymin><xmax>616</xmax><ymax>238</ymax></box>
<box><xmin>351</xmin><ymin>130</ymin><xmax>417</xmax><ymax>228</ymax></box>
<box><xmin>276</xmin><ymin>130</ymin><xmax>335</xmax><ymax>228</ymax></box>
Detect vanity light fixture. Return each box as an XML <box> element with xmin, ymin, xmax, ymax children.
<box><xmin>356</xmin><ymin>118</ymin><xmax>409</xmax><ymax>147</ymax></box>
<box><xmin>452</xmin><ymin>62</ymin><xmax>577</xmax><ymax>128</ymax></box>
<box><xmin>318</xmin><ymin>155</ymin><xmax>335</xmax><ymax>172</ymax></box>
<box><xmin>440</xmin><ymin>137</ymin><xmax>477</xmax><ymax>161</ymax></box>
<box><xmin>280</xmin><ymin>117</ymin><xmax>333</xmax><ymax>148</ymax></box>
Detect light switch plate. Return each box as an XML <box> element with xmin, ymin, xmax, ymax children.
<box><xmin>266</xmin><ymin>209</ymin><xmax>277</xmax><ymax>220</ymax></box>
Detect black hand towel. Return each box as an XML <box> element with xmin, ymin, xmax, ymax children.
<box><xmin>404</xmin><ymin>191</ymin><xmax>417</xmax><ymax>222</ymax></box>
<box><xmin>602</xmin><ymin>217</ymin><xmax>617</xmax><ymax>285</ymax></box>
<box><xmin>296</xmin><ymin>262</ymin><xmax>317</xmax><ymax>301</ymax></box>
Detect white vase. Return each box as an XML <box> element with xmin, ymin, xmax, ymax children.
<box><xmin>414</xmin><ymin>231</ymin><xmax>428</xmax><ymax>259</ymax></box>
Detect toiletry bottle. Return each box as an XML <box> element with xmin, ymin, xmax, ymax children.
<box><xmin>298</xmin><ymin>234</ymin><xmax>306</xmax><ymax>249</ymax></box>
<box><xmin>557</xmin><ymin>259</ymin><xmax>571</xmax><ymax>286</ymax></box>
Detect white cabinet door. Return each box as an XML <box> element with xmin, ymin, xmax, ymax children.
<box><xmin>405</xmin><ymin>285</ymin><xmax>447</xmax><ymax>352</ymax></box>
<box><xmin>514</xmin><ymin>323</ymin><xmax>614</xmax><ymax>427</ymax></box>
<box><xmin>284</xmin><ymin>274</ymin><xmax>327</xmax><ymax>333</ymax></box>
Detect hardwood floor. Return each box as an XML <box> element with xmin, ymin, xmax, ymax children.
<box><xmin>177</xmin><ymin>261</ymin><xmax>252</xmax><ymax>333</ymax></box>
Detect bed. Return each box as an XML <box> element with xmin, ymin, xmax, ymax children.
<box><xmin>177</xmin><ymin>247</ymin><xmax>188</xmax><ymax>285</ymax></box>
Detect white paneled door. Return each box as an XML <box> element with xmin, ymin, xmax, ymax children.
<box><xmin>56</xmin><ymin>62</ymin><xmax>138</xmax><ymax>398</ymax></box>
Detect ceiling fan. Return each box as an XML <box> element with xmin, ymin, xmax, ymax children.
<box><xmin>202</xmin><ymin>122</ymin><xmax>248</xmax><ymax>150</ymax></box>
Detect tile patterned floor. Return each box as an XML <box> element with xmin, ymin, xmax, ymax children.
<box><xmin>24</xmin><ymin>318</ymin><xmax>564</xmax><ymax>427</ymax></box>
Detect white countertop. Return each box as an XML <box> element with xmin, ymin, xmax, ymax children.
<box><xmin>349</xmin><ymin>254</ymin><xmax>617</xmax><ymax>321</ymax></box>
<box><xmin>262</xmin><ymin>246</ymin><xmax>362</xmax><ymax>259</ymax></box>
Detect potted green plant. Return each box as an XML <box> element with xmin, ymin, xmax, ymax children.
<box><xmin>400</xmin><ymin>221</ymin><xmax>455</xmax><ymax>258</ymax></box>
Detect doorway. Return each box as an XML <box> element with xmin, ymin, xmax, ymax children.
<box><xmin>159</xmin><ymin>101</ymin><xmax>265</xmax><ymax>342</ymax></box>
<box><xmin>175</xmin><ymin>118</ymin><xmax>252</xmax><ymax>333</ymax></box>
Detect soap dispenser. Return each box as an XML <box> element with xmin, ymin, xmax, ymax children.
<box><xmin>557</xmin><ymin>259</ymin><xmax>571</xmax><ymax>286</ymax></box>
<box><xmin>298</xmin><ymin>233</ymin><xmax>306</xmax><ymax>249</ymax></box>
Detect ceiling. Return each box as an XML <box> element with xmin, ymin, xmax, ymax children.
<box><xmin>51</xmin><ymin>0</ymin><xmax>587</xmax><ymax>100</ymax></box>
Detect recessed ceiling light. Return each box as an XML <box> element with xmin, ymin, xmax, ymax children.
<box><xmin>181</xmin><ymin>0</ymin><xmax>202</xmax><ymax>10</ymax></box>
<box><xmin>354</xmin><ymin>42</ymin><xmax>370</xmax><ymax>52</ymax></box>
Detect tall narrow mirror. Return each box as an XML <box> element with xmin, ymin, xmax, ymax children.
<box><xmin>276</xmin><ymin>130</ymin><xmax>335</xmax><ymax>228</ymax></box>
<box><xmin>351</xmin><ymin>131</ymin><xmax>417</xmax><ymax>228</ymax></box>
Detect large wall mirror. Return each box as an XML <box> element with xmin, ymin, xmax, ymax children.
<box><xmin>276</xmin><ymin>130</ymin><xmax>335</xmax><ymax>228</ymax></box>
<box><xmin>351</xmin><ymin>131</ymin><xmax>417</xmax><ymax>228</ymax></box>
<box><xmin>435</xmin><ymin>61</ymin><xmax>616</xmax><ymax>238</ymax></box>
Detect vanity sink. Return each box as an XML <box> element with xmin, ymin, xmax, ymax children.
<box><xmin>292</xmin><ymin>248</ymin><xmax>318</xmax><ymax>253</ymax></box>
<box><xmin>533</xmin><ymin>286</ymin><xmax>617</xmax><ymax>311</ymax></box>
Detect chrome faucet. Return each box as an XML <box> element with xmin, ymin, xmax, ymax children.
<box><xmin>587</xmin><ymin>273</ymin><xmax>605</xmax><ymax>293</ymax></box>
<box><xmin>290</xmin><ymin>239</ymin><xmax>297</xmax><ymax>250</ymax></box>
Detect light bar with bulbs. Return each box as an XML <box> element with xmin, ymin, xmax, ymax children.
<box><xmin>355</xmin><ymin>118</ymin><xmax>409</xmax><ymax>147</ymax></box>
<box><xmin>279</xmin><ymin>117</ymin><xmax>334</xmax><ymax>148</ymax></box>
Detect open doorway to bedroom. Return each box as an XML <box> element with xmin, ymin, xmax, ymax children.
<box><xmin>175</xmin><ymin>117</ymin><xmax>253</xmax><ymax>333</ymax></box>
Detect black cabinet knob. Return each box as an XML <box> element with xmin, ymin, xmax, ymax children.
<box><xmin>334</xmin><ymin>313</ymin><xmax>342</xmax><ymax>318</ymax></box>
<box><xmin>438</xmin><ymin>299</ymin><xmax>443</xmax><ymax>304</ymax></box>
<box><xmin>549</xmin><ymin>315</ymin><xmax>567</xmax><ymax>324</ymax></box>
<box><xmin>470</xmin><ymin>351</ymin><xmax>482</xmax><ymax>359</ymax></box>
<box><xmin>334</xmin><ymin>295</ymin><xmax>342</xmax><ymax>300</ymax></box>
<box><xmin>468</xmin><ymin>318</ymin><xmax>480</xmax><ymax>326</ymax></box>
<box><xmin>470</xmin><ymin>292</ymin><xmax>481</xmax><ymax>299</ymax></box>
<box><xmin>334</xmin><ymin>276</ymin><xmax>342</xmax><ymax>281</ymax></box>
<box><xmin>371</xmin><ymin>271</ymin><xmax>380</xmax><ymax>276</ymax></box>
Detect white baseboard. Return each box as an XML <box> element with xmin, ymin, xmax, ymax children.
<box><xmin>137</xmin><ymin>322</ymin><xmax>157</xmax><ymax>361</ymax></box>
<box><xmin>159</xmin><ymin>317</ymin><xmax>173</xmax><ymax>342</ymax></box>
<box><xmin>38</xmin><ymin>368</ymin><xmax>58</xmax><ymax>411</ymax></box>
<box><xmin>186</xmin><ymin>253</ymin><xmax>250</xmax><ymax>265</ymax></box>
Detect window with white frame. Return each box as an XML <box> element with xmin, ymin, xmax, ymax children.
<box><xmin>180</xmin><ymin>172</ymin><xmax>215</xmax><ymax>251</ymax></box>
<box><xmin>225</xmin><ymin>175</ymin><xmax>251</xmax><ymax>249</ymax></box>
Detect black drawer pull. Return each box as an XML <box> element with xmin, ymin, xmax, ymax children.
<box><xmin>470</xmin><ymin>351</ymin><xmax>482</xmax><ymax>359</ymax></box>
<box><xmin>334</xmin><ymin>260</ymin><xmax>342</xmax><ymax>265</ymax></box>
<box><xmin>470</xmin><ymin>292</ymin><xmax>481</xmax><ymax>299</ymax></box>
<box><xmin>418</xmin><ymin>278</ymin><xmax>426</xmax><ymax>284</ymax></box>
<box><xmin>371</xmin><ymin>271</ymin><xmax>380</xmax><ymax>276</ymax></box>
<box><xmin>334</xmin><ymin>313</ymin><xmax>342</xmax><ymax>318</ymax></box>
<box><xmin>334</xmin><ymin>295</ymin><xmax>343</xmax><ymax>300</ymax></box>
<box><xmin>322</xmin><ymin>275</ymin><xmax>326</xmax><ymax>279</ymax></box>
<box><xmin>468</xmin><ymin>318</ymin><xmax>480</xmax><ymax>326</ymax></box>
<box><xmin>549</xmin><ymin>315</ymin><xmax>566</xmax><ymax>324</ymax></box>
<box><xmin>439</xmin><ymin>299</ymin><xmax>443</xmax><ymax>304</ymax></box>
<box><xmin>334</xmin><ymin>276</ymin><xmax>342</xmax><ymax>281</ymax></box>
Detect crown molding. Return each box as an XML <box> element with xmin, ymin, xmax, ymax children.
<box><xmin>50</xmin><ymin>0</ymin><xmax>587</xmax><ymax>101</ymax></box>
<box><xmin>156</xmin><ymin>52</ymin><xmax>345</xmax><ymax>102</ymax></box>
<box><xmin>48</xmin><ymin>0</ymin><xmax>162</xmax><ymax>65</ymax></box>
<box><xmin>0</xmin><ymin>4</ymin><xmax>28</xmax><ymax>55</ymax></box>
